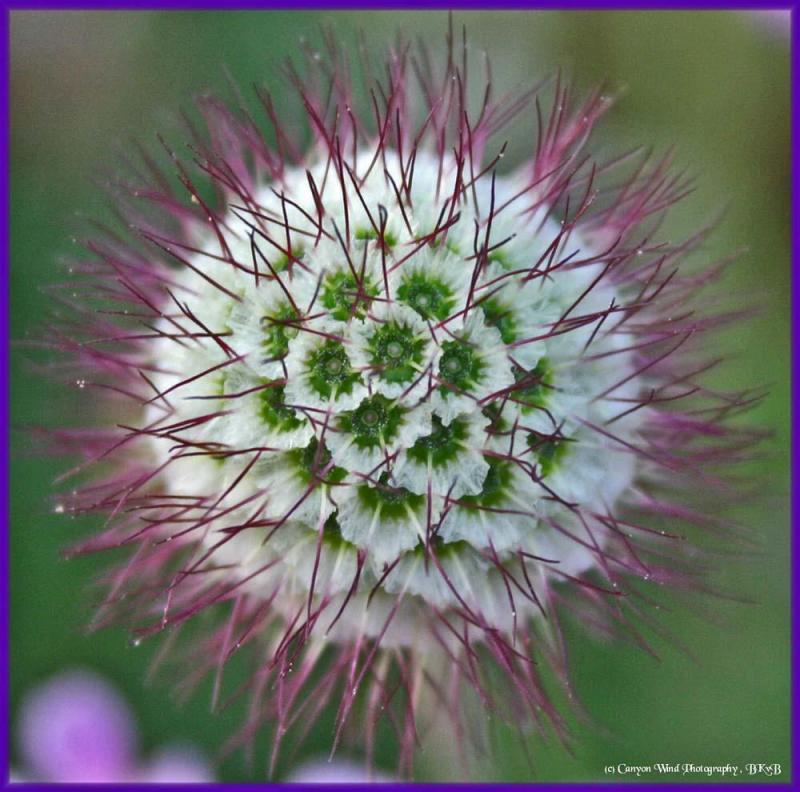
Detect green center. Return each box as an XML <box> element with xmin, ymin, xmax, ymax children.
<box><xmin>258</xmin><ymin>381</ymin><xmax>305</xmax><ymax>433</ymax></box>
<box><xmin>458</xmin><ymin>457</ymin><xmax>514</xmax><ymax>509</ymax></box>
<box><xmin>271</xmin><ymin>244</ymin><xmax>305</xmax><ymax>274</ymax></box>
<box><xmin>411</xmin><ymin>536</ymin><xmax>470</xmax><ymax>558</ymax></box>
<box><xmin>337</xmin><ymin>394</ymin><xmax>405</xmax><ymax>450</ymax></box>
<box><xmin>396</xmin><ymin>272</ymin><xmax>456</xmax><ymax>321</ymax></box>
<box><xmin>286</xmin><ymin>437</ymin><xmax>347</xmax><ymax>486</ymax></box>
<box><xmin>406</xmin><ymin>414</ymin><xmax>469</xmax><ymax>468</ymax></box>
<box><xmin>367</xmin><ymin>321</ymin><xmax>427</xmax><ymax>384</ymax></box>
<box><xmin>416</xmin><ymin>233</ymin><xmax>462</xmax><ymax>257</ymax></box>
<box><xmin>481</xmin><ymin>401</ymin><xmax>510</xmax><ymax>433</ymax></box>
<box><xmin>321</xmin><ymin>512</ymin><xmax>356</xmax><ymax>549</ymax></box>
<box><xmin>210</xmin><ymin>375</ymin><xmax>228</xmax><ymax>465</ymax></box>
<box><xmin>357</xmin><ymin>472</ymin><xmax>425</xmax><ymax>520</ymax></box>
<box><xmin>260</xmin><ymin>302</ymin><xmax>300</xmax><ymax>362</ymax></box>
<box><xmin>527</xmin><ymin>433</ymin><xmax>569</xmax><ymax>477</ymax></box>
<box><xmin>306</xmin><ymin>340</ymin><xmax>361</xmax><ymax>400</ymax></box>
<box><xmin>438</xmin><ymin>339</ymin><xmax>484</xmax><ymax>394</ymax></box>
<box><xmin>487</xmin><ymin>247</ymin><xmax>513</xmax><ymax>269</ymax></box>
<box><xmin>481</xmin><ymin>298</ymin><xmax>518</xmax><ymax>344</ymax></box>
<box><xmin>354</xmin><ymin>227</ymin><xmax>398</xmax><ymax>247</ymax></box>
<box><xmin>320</xmin><ymin>269</ymin><xmax>380</xmax><ymax>321</ymax></box>
<box><xmin>512</xmin><ymin>357</ymin><xmax>553</xmax><ymax>412</ymax></box>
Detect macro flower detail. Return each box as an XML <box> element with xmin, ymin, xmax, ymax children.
<box><xmin>49</xmin><ymin>24</ymin><xmax>759</xmax><ymax>777</ymax></box>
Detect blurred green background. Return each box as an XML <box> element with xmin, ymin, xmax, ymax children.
<box><xmin>9</xmin><ymin>10</ymin><xmax>790</xmax><ymax>783</ymax></box>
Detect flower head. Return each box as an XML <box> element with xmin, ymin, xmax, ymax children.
<box><xmin>48</xmin><ymin>23</ymin><xmax>760</xmax><ymax>777</ymax></box>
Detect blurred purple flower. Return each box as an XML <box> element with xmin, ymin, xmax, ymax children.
<box><xmin>15</xmin><ymin>669</ymin><xmax>213</xmax><ymax>783</ymax></box>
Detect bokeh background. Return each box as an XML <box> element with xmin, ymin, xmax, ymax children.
<box><xmin>9</xmin><ymin>10</ymin><xmax>790</xmax><ymax>783</ymax></box>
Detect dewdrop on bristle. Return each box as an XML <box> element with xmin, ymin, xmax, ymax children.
<box><xmin>47</xmin><ymin>22</ymin><xmax>761</xmax><ymax>778</ymax></box>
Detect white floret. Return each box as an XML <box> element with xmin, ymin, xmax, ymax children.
<box><xmin>430</xmin><ymin>309</ymin><xmax>515</xmax><ymax>425</ymax></box>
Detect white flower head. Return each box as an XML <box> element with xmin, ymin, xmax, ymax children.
<box><xmin>50</xmin><ymin>23</ymin><xmax>760</xmax><ymax>779</ymax></box>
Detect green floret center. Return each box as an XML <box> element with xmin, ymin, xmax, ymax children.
<box><xmin>396</xmin><ymin>272</ymin><xmax>456</xmax><ymax>321</ymax></box>
<box><xmin>354</xmin><ymin>227</ymin><xmax>398</xmax><ymax>247</ymax></box>
<box><xmin>416</xmin><ymin>233</ymin><xmax>461</xmax><ymax>256</ymax></box>
<box><xmin>487</xmin><ymin>247</ymin><xmax>513</xmax><ymax>269</ymax></box>
<box><xmin>527</xmin><ymin>433</ymin><xmax>569</xmax><ymax>477</ymax></box>
<box><xmin>209</xmin><ymin>373</ymin><xmax>228</xmax><ymax>464</ymax></box>
<box><xmin>357</xmin><ymin>473</ymin><xmax>424</xmax><ymax>520</ymax></box>
<box><xmin>322</xmin><ymin>513</ymin><xmax>357</xmax><ymax>550</ymax></box>
<box><xmin>482</xmin><ymin>401</ymin><xmax>510</xmax><ymax>433</ymax></box>
<box><xmin>412</xmin><ymin>536</ymin><xmax>471</xmax><ymax>558</ymax></box>
<box><xmin>458</xmin><ymin>457</ymin><xmax>514</xmax><ymax>509</ymax></box>
<box><xmin>337</xmin><ymin>394</ymin><xmax>405</xmax><ymax>450</ymax></box>
<box><xmin>367</xmin><ymin>321</ymin><xmax>427</xmax><ymax>384</ymax></box>
<box><xmin>438</xmin><ymin>339</ymin><xmax>484</xmax><ymax>395</ymax></box>
<box><xmin>306</xmin><ymin>339</ymin><xmax>361</xmax><ymax>400</ymax></box>
<box><xmin>481</xmin><ymin>298</ymin><xmax>518</xmax><ymax>344</ymax></box>
<box><xmin>271</xmin><ymin>244</ymin><xmax>305</xmax><ymax>273</ymax></box>
<box><xmin>260</xmin><ymin>302</ymin><xmax>300</xmax><ymax>361</ymax></box>
<box><xmin>212</xmin><ymin>373</ymin><xmax>227</xmax><ymax>397</ymax></box>
<box><xmin>258</xmin><ymin>381</ymin><xmax>305</xmax><ymax>433</ymax></box>
<box><xmin>512</xmin><ymin>357</ymin><xmax>554</xmax><ymax>411</ymax></box>
<box><xmin>320</xmin><ymin>269</ymin><xmax>380</xmax><ymax>321</ymax></box>
<box><xmin>286</xmin><ymin>437</ymin><xmax>347</xmax><ymax>486</ymax></box>
<box><xmin>406</xmin><ymin>414</ymin><xmax>469</xmax><ymax>468</ymax></box>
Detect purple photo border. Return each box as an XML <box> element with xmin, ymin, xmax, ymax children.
<box><xmin>0</xmin><ymin>1</ymin><xmax>794</xmax><ymax>8</ymax></box>
<box><xmin>0</xmin><ymin>3</ymin><xmax>795</xmax><ymax>791</ymax></box>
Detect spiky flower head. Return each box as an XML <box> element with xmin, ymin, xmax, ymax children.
<box><xmin>49</xmin><ymin>24</ymin><xmax>758</xmax><ymax>777</ymax></box>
